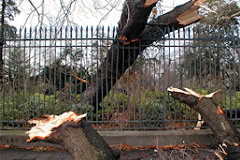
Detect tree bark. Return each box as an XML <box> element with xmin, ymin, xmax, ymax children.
<box><xmin>26</xmin><ymin>112</ymin><xmax>116</xmax><ymax>160</ymax></box>
<box><xmin>80</xmin><ymin>0</ymin><xmax>205</xmax><ymax>112</ymax></box>
<box><xmin>167</xmin><ymin>87</ymin><xmax>240</xmax><ymax>160</ymax></box>
<box><xmin>46</xmin><ymin>121</ymin><xmax>116</xmax><ymax>160</ymax></box>
<box><xmin>0</xmin><ymin>0</ymin><xmax>6</xmax><ymax>89</ymax></box>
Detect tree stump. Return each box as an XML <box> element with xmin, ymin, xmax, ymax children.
<box><xmin>26</xmin><ymin>111</ymin><xmax>116</xmax><ymax>160</ymax></box>
<box><xmin>167</xmin><ymin>87</ymin><xmax>240</xmax><ymax>160</ymax></box>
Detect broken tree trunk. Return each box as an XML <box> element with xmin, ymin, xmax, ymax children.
<box><xmin>26</xmin><ymin>111</ymin><xmax>116</xmax><ymax>160</ymax></box>
<box><xmin>167</xmin><ymin>87</ymin><xmax>240</xmax><ymax>160</ymax></box>
<box><xmin>81</xmin><ymin>0</ymin><xmax>205</xmax><ymax>112</ymax></box>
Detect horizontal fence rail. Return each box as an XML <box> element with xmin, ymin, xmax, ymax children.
<box><xmin>0</xmin><ymin>26</ymin><xmax>240</xmax><ymax>130</ymax></box>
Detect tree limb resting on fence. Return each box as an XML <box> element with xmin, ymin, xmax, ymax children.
<box><xmin>80</xmin><ymin>0</ymin><xmax>206</xmax><ymax>113</ymax></box>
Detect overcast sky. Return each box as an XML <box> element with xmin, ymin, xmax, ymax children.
<box><xmin>11</xmin><ymin>0</ymin><xmax>189</xmax><ymax>28</ymax></box>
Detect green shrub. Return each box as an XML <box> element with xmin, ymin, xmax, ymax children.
<box><xmin>1</xmin><ymin>89</ymin><xmax>240</xmax><ymax>128</ymax></box>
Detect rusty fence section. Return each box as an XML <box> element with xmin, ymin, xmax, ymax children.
<box><xmin>0</xmin><ymin>26</ymin><xmax>240</xmax><ymax>130</ymax></box>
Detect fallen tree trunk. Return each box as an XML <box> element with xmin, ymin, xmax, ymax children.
<box><xmin>167</xmin><ymin>87</ymin><xmax>240</xmax><ymax>160</ymax></box>
<box><xmin>81</xmin><ymin>0</ymin><xmax>205</xmax><ymax>112</ymax></box>
<box><xmin>26</xmin><ymin>111</ymin><xmax>116</xmax><ymax>160</ymax></box>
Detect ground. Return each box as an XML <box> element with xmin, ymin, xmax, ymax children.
<box><xmin>0</xmin><ymin>145</ymin><xmax>219</xmax><ymax>160</ymax></box>
<box><xmin>121</xmin><ymin>149</ymin><xmax>217</xmax><ymax>160</ymax></box>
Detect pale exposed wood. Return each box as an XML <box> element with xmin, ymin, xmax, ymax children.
<box><xmin>26</xmin><ymin>111</ymin><xmax>116</xmax><ymax>160</ymax></box>
<box><xmin>194</xmin><ymin>113</ymin><xmax>204</xmax><ymax>130</ymax></box>
<box><xmin>167</xmin><ymin>87</ymin><xmax>240</xmax><ymax>159</ymax></box>
<box><xmin>144</xmin><ymin>0</ymin><xmax>159</xmax><ymax>8</ymax></box>
<box><xmin>176</xmin><ymin>4</ymin><xmax>203</xmax><ymax>26</ymax></box>
<box><xmin>26</xmin><ymin>111</ymin><xmax>87</xmax><ymax>142</ymax></box>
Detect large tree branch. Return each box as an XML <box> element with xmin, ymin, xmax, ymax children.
<box><xmin>80</xmin><ymin>0</ymin><xmax>205</xmax><ymax>113</ymax></box>
<box><xmin>167</xmin><ymin>87</ymin><xmax>240</xmax><ymax>159</ymax></box>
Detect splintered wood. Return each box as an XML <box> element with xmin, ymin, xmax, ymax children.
<box><xmin>167</xmin><ymin>87</ymin><xmax>221</xmax><ymax>101</ymax></box>
<box><xmin>144</xmin><ymin>0</ymin><xmax>159</xmax><ymax>8</ymax></box>
<box><xmin>167</xmin><ymin>87</ymin><xmax>240</xmax><ymax>159</ymax></box>
<box><xmin>176</xmin><ymin>0</ymin><xmax>218</xmax><ymax>26</ymax></box>
<box><xmin>176</xmin><ymin>0</ymin><xmax>205</xmax><ymax>26</ymax></box>
<box><xmin>26</xmin><ymin>111</ymin><xmax>87</xmax><ymax>142</ymax></box>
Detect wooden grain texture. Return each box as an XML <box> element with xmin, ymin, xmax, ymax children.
<box><xmin>167</xmin><ymin>87</ymin><xmax>240</xmax><ymax>160</ymax></box>
<box><xmin>28</xmin><ymin>120</ymin><xmax>116</xmax><ymax>160</ymax></box>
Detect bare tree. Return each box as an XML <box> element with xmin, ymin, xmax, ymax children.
<box><xmin>18</xmin><ymin>0</ymin><xmax>122</xmax><ymax>28</ymax></box>
<box><xmin>0</xmin><ymin>0</ymin><xmax>20</xmax><ymax>90</ymax></box>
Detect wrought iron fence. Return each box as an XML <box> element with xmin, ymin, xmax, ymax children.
<box><xmin>0</xmin><ymin>25</ymin><xmax>240</xmax><ymax>130</ymax></box>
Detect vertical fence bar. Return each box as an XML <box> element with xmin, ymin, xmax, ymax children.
<box><xmin>6</xmin><ymin>27</ymin><xmax>11</xmax><ymax>128</ymax></box>
<box><xmin>16</xmin><ymin>28</ymin><xmax>21</xmax><ymax>128</ymax></box>
<box><xmin>167</xmin><ymin>27</ymin><xmax>171</xmax><ymax>128</ymax></box>
<box><xmin>85</xmin><ymin>26</ymin><xmax>89</xmax><ymax>112</ymax></box>
<box><xmin>142</xmin><ymin>41</ymin><xmax>147</xmax><ymax>128</ymax></box>
<box><xmin>105</xmin><ymin>26</ymin><xmax>110</xmax><ymax>129</ymax></box>
<box><xmin>110</xmin><ymin>27</ymin><xmax>115</xmax><ymax>128</ymax></box>
<box><xmin>115</xmin><ymin>30</ymin><xmax>120</xmax><ymax>129</ymax></box>
<box><xmin>162</xmin><ymin>27</ymin><xmax>167</xmax><ymax>130</ymax></box>
<box><xmin>53</xmin><ymin>27</ymin><xmax>57</xmax><ymax>115</ymax></box>
<box><xmin>79</xmin><ymin>26</ymin><xmax>83</xmax><ymax>109</ymax></box>
<box><xmin>95</xmin><ymin>26</ymin><xmax>100</xmax><ymax>127</ymax></box>
<box><xmin>38</xmin><ymin>27</ymin><xmax>42</xmax><ymax>117</ymax></box>
<box><xmin>236</xmin><ymin>26</ymin><xmax>240</xmax><ymax>120</ymax></box>
<box><xmin>100</xmin><ymin>26</ymin><xmax>104</xmax><ymax>125</ymax></box>
<box><xmin>217</xmin><ymin>26</ymin><xmax>224</xmax><ymax>108</ymax></box>
<box><xmin>73</xmin><ymin>26</ymin><xmax>78</xmax><ymax>112</ymax></box>
<box><xmin>11</xmin><ymin>28</ymin><xmax>17</xmax><ymax>127</ymax></box>
<box><xmin>231</xmin><ymin>27</ymin><xmax>237</xmax><ymax>120</ymax></box>
<box><xmin>32</xmin><ymin>27</ymin><xmax>37</xmax><ymax>119</ymax></box>
<box><xmin>43</xmin><ymin>27</ymin><xmax>47</xmax><ymax>115</ymax></box>
<box><xmin>197</xmin><ymin>27</ymin><xmax>202</xmax><ymax>89</ymax></box>
<box><xmin>59</xmin><ymin>27</ymin><xmax>63</xmax><ymax>114</ymax></box>
<box><xmin>172</xmin><ymin>27</ymin><xmax>177</xmax><ymax>123</ymax></box>
<box><xmin>138</xmin><ymin>40</ymin><xmax>142</xmax><ymax>129</ymax></box>
<box><xmin>177</xmin><ymin>28</ymin><xmax>182</xmax><ymax>122</ymax></box>
<box><xmin>191</xmin><ymin>27</ymin><xmax>196</xmax><ymax>123</ymax></box>
<box><xmin>27</xmin><ymin>27</ymin><xmax>32</xmax><ymax>124</ymax></box>
<box><xmin>63</xmin><ymin>27</ymin><xmax>67</xmax><ymax>112</ymax></box>
<box><xmin>221</xmin><ymin>28</ymin><xmax>228</xmax><ymax>112</ymax></box>
<box><xmin>69</xmin><ymin>26</ymin><xmax>73</xmax><ymax>111</ymax></box>
<box><xmin>21</xmin><ymin>28</ymin><xmax>27</xmax><ymax>127</ymax></box>
<box><xmin>227</xmin><ymin>27</ymin><xmax>233</xmax><ymax>116</ymax></box>
<box><xmin>1</xmin><ymin>27</ymin><xmax>5</xmax><ymax>129</ymax></box>
<box><xmin>48</xmin><ymin>27</ymin><xmax>53</xmax><ymax>113</ymax></box>
<box><xmin>121</xmin><ymin>27</ymin><xmax>125</xmax><ymax>129</ymax></box>
<box><xmin>85</xmin><ymin>26</ymin><xmax>90</xmax><ymax>109</ymax></box>
<box><xmin>212</xmin><ymin>27</ymin><xmax>217</xmax><ymax>91</ymax></box>
<box><xmin>3</xmin><ymin>27</ymin><xmax>7</xmax><ymax>128</ymax></box>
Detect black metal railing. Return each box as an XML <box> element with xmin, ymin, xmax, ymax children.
<box><xmin>0</xmin><ymin>25</ymin><xmax>240</xmax><ymax>130</ymax></box>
